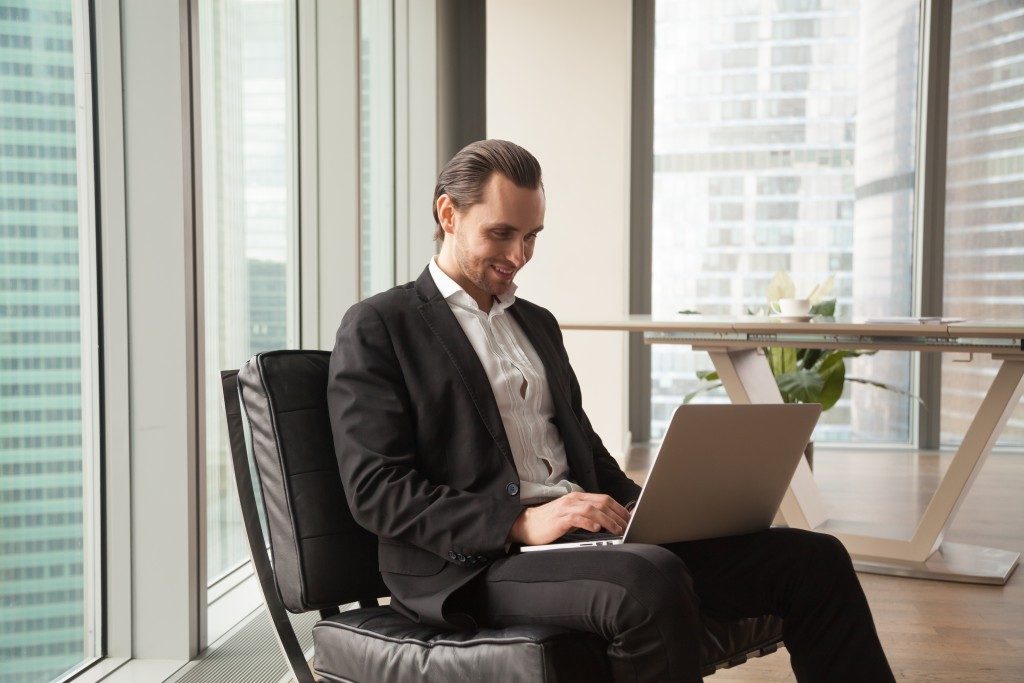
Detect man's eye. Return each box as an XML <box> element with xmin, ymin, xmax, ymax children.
<box><xmin>526</xmin><ymin>233</ymin><xmax>539</xmax><ymax>242</ymax></box>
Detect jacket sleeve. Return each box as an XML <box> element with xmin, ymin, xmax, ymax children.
<box><xmin>327</xmin><ymin>302</ymin><xmax>524</xmax><ymax>562</ymax></box>
<box><xmin>548</xmin><ymin>310</ymin><xmax>643</xmax><ymax>506</ymax></box>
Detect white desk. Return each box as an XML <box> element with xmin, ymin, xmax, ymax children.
<box><xmin>562</xmin><ymin>316</ymin><xmax>1024</xmax><ymax>585</ymax></box>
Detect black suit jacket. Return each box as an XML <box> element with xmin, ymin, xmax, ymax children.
<box><xmin>327</xmin><ymin>266</ymin><xmax>641</xmax><ymax>627</ymax></box>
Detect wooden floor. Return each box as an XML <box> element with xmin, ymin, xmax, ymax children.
<box><xmin>623</xmin><ymin>446</ymin><xmax>1024</xmax><ymax>682</ymax></box>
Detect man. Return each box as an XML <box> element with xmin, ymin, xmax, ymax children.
<box><xmin>327</xmin><ymin>139</ymin><xmax>894</xmax><ymax>681</ymax></box>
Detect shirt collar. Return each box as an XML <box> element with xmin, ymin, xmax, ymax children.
<box><xmin>428</xmin><ymin>256</ymin><xmax>518</xmax><ymax>315</ymax></box>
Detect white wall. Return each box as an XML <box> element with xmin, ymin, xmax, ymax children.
<box><xmin>487</xmin><ymin>0</ymin><xmax>633</xmax><ymax>460</ymax></box>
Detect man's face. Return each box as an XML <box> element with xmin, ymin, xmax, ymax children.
<box><xmin>439</xmin><ymin>173</ymin><xmax>545</xmax><ymax>306</ymax></box>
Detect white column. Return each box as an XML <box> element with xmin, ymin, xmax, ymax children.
<box><xmin>487</xmin><ymin>0</ymin><xmax>634</xmax><ymax>461</ymax></box>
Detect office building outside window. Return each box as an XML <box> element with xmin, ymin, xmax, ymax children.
<box><xmin>198</xmin><ymin>0</ymin><xmax>300</xmax><ymax>586</ymax></box>
<box><xmin>941</xmin><ymin>0</ymin><xmax>1024</xmax><ymax>446</ymax></box>
<box><xmin>0</xmin><ymin>1</ymin><xmax>101</xmax><ymax>681</ymax></box>
<box><xmin>650</xmin><ymin>0</ymin><xmax>921</xmax><ymax>443</ymax></box>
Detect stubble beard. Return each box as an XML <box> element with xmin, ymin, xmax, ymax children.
<box><xmin>455</xmin><ymin>238</ymin><xmax>508</xmax><ymax>300</ymax></box>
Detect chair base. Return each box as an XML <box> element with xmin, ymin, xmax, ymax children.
<box><xmin>311</xmin><ymin>606</ymin><xmax>784</xmax><ymax>682</ymax></box>
<box><xmin>312</xmin><ymin>606</ymin><xmax>610</xmax><ymax>683</ymax></box>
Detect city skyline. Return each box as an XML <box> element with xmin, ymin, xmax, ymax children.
<box><xmin>1</xmin><ymin>1</ymin><xmax>88</xmax><ymax>681</ymax></box>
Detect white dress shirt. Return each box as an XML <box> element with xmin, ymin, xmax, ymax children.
<box><xmin>428</xmin><ymin>257</ymin><xmax>584</xmax><ymax>505</ymax></box>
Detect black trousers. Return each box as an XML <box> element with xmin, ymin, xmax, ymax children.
<box><xmin>456</xmin><ymin>528</ymin><xmax>894</xmax><ymax>682</ymax></box>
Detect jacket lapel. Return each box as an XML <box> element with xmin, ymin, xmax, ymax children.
<box><xmin>414</xmin><ymin>268</ymin><xmax>515</xmax><ymax>467</ymax></box>
<box><xmin>508</xmin><ymin>303</ymin><xmax>598</xmax><ymax>491</ymax></box>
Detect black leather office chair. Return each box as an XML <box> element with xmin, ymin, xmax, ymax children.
<box><xmin>220</xmin><ymin>350</ymin><xmax>784</xmax><ymax>682</ymax></box>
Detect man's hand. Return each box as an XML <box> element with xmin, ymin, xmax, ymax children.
<box><xmin>507</xmin><ymin>493</ymin><xmax>631</xmax><ymax>546</ymax></box>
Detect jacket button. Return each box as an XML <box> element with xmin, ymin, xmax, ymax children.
<box><xmin>456</xmin><ymin>553</ymin><xmax>466</xmax><ymax>563</ymax></box>
<box><xmin>447</xmin><ymin>551</ymin><xmax>456</xmax><ymax>560</ymax></box>
<box><xmin>506</xmin><ymin>482</ymin><xmax>519</xmax><ymax>496</ymax></box>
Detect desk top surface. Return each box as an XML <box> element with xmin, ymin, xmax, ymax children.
<box><xmin>559</xmin><ymin>315</ymin><xmax>1024</xmax><ymax>339</ymax></box>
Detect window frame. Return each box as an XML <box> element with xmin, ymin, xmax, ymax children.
<box><xmin>74</xmin><ymin>0</ymin><xmax>105</xmax><ymax>673</ymax></box>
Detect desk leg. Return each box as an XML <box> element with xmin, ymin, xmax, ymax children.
<box><xmin>699</xmin><ymin>347</ymin><xmax>829</xmax><ymax>530</ymax></box>
<box><xmin>839</xmin><ymin>357</ymin><xmax>1023</xmax><ymax>583</ymax></box>
<box><xmin>910</xmin><ymin>356</ymin><xmax>1024</xmax><ymax>557</ymax></box>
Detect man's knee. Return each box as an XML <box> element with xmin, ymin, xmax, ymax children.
<box><xmin>607</xmin><ymin>545</ymin><xmax>697</xmax><ymax>605</ymax></box>
<box><xmin>780</xmin><ymin>528</ymin><xmax>852</xmax><ymax>565</ymax></box>
<box><xmin>810</xmin><ymin>531</ymin><xmax>854</xmax><ymax>569</ymax></box>
<box><xmin>787</xmin><ymin>530</ymin><xmax>860</xmax><ymax>596</ymax></box>
<box><xmin>598</xmin><ymin>545</ymin><xmax>701</xmax><ymax>633</ymax></box>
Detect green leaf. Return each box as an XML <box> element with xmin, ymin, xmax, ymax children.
<box><xmin>800</xmin><ymin>348</ymin><xmax>823</xmax><ymax>370</ymax></box>
<box><xmin>696</xmin><ymin>370</ymin><xmax>719</xmax><ymax>381</ymax></box>
<box><xmin>683</xmin><ymin>382</ymin><xmax>722</xmax><ymax>404</ymax></box>
<box><xmin>776</xmin><ymin>370</ymin><xmax>825</xmax><ymax>403</ymax></box>
<box><xmin>810</xmin><ymin>298</ymin><xmax>836</xmax><ymax>316</ymax></box>
<box><xmin>817</xmin><ymin>351</ymin><xmax>847</xmax><ymax>374</ymax></box>
<box><xmin>767</xmin><ymin>347</ymin><xmax>798</xmax><ymax>375</ymax></box>
<box><xmin>818</xmin><ymin>357</ymin><xmax>846</xmax><ymax>410</ymax></box>
<box><xmin>784</xmin><ymin>347</ymin><xmax>798</xmax><ymax>373</ymax></box>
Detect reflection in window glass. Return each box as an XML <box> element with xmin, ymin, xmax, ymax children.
<box><xmin>359</xmin><ymin>0</ymin><xmax>395</xmax><ymax>298</ymax></box>
<box><xmin>198</xmin><ymin>0</ymin><xmax>299</xmax><ymax>583</ymax></box>
<box><xmin>0</xmin><ymin>0</ymin><xmax>100</xmax><ymax>680</ymax></box>
<box><xmin>650</xmin><ymin>0</ymin><xmax>920</xmax><ymax>443</ymax></box>
<box><xmin>941</xmin><ymin>0</ymin><xmax>1024</xmax><ymax>446</ymax></box>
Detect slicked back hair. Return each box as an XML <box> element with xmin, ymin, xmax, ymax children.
<box><xmin>432</xmin><ymin>139</ymin><xmax>543</xmax><ymax>242</ymax></box>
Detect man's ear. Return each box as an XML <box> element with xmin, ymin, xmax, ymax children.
<box><xmin>436</xmin><ymin>194</ymin><xmax>457</xmax><ymax>237</ymax></box>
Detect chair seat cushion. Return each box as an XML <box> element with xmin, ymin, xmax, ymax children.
<box><xmin>312</xmin><ymin>606</ymin><xmax>609</xmax><ymax>683</ymax></box>
<box><xmin>312</xmin><ymin>606</ymin><xmax>783</xmax><ymax>682</ymax></box>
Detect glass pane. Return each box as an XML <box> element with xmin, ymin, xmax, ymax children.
<box><xmin>0</xmin><ymin>1</ymin><xmax>100</xmax><ymax>680</ymax></box>
<box><xmin>941</xmin><ymin>0</ymin><xmax>1024</xmax><ymax>446</ymax></box>
<box><xmin>199</xmin><ymin>0</ymin><xmax>299</xmax><ymax>584</ymax></box>
<box><xmin>650</xmin><ymin>0</ymin><xmax>921</xmax><ymax>443</ymax></box>
<box><xmin>359</xmin><ymin>0</ymin><xmax>395</xmax><ymax>298</ymax></box>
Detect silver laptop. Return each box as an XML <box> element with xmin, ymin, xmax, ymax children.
<box><xmin>520</xmin><ymin>403</ymin><xmax>821</xmax><ymax>552</ymax></box>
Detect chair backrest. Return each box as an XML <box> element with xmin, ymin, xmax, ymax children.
<box><xmin>228</xmin><ymin>350</ymin><xmax>388</xmax><ymax>613</ymax></box>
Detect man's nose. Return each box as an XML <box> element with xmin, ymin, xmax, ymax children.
<box><xmin>507</xmin><ymin>240</ymin><xmax>527</xmax><ymax>267</ymax></box>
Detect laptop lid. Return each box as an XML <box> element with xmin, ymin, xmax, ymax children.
<box><xmin>623</xmin><ymin>403</ymin><xmax>821</xmax><ymax>545</ymax></box>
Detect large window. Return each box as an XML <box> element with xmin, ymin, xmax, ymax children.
<box><xmin>0</xmin><ymin>1</ymin><xmax>101</xmax><ymax>681</ymax></box>
<box><xmin>197</xmin><ymin>0</ymin><xmax>299</xmax><ymax>597</ymax></box>
<box><xmin>650</xmin><ymin>0</ymin><xmax>922</xmax><ymax>443</ymax></box>
<box><xmin>648</xmin><ymin>0</ymin><xmax>1024</xmax><ymax>449</ymax></box>
<box><xmin>940</xmin><ymin>0</ymin><xmax>1024</xmax><ymax>445</ymax></box>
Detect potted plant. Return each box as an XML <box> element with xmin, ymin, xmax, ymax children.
<box><xmin>682</xmin><ymin>271</ymin><xmax>919</xmax><ymax>468</ymax></box>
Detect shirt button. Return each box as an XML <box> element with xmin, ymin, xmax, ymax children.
<box><xmin>506</xmin><ymin>482</ymin><xmax>519</xmax><ymax>496</ymax></box>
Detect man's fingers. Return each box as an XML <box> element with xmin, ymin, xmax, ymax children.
<box><xmin>568</xmin><ymin>495</ymin><xmax>629</xmax><ymax>529</ymax></box>
<box><xmin>570</xmin><ymin>503</ymin><xmax>627</xmax><ymax>535</ymax></box>
<box><xmin>571</xmin><ymin>493</ymin><xmax>630</xmax><ymax>521</ymax></box>
<box><xmin>570</xmin><ymin>514</ymin><xmax>602</xmax><ymax>533</ymax></box>
<box><xmin>586</xmin><ymin>497</ymin><xmax>630</xmax><ymax>530</ymax></box>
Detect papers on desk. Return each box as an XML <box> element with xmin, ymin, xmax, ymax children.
<box><xmin>862</xmin><ymin>316</ymin><xmax>966</xmax><ymax>324</ymax></box>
